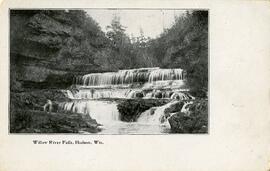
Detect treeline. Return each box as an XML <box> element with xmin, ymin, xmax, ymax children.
<box><xmin>90</xmin><ymin>10</ymin><xmax>208</xmax><ymax>95</ymax></box>
<box><xmin>147</xmin><ymin>11</ymin><xmax>208</xmax><ymax>95</ymax></box>
<box><xmin>11</xmin><ymin>10</ymin><xmax>208</xmax><ymax>95</ymax></box>
<box><xmin>62</xmin><ymin>10</ymin><xmax>208</xmax><ymax>94</ymax></box>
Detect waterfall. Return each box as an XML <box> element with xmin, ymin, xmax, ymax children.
<box><xmin>59</xmin><ymin>100</ymin><xmax>120</xmax><ymax>123</ymax></box>
<box><xmin>148</xmin><ymin>68</ymin><xmax>184</xmax><ymax>82</ymax></box>
<box><xmin>66</xmin><ymin>90</ymin><xmax>75</xmax><ymax>99</ymax></box>
<box><xmin>76</xmin><ymin>68</ymin><xmax>185</xmax><ymax>86</ymax></box>
<box><xmin>137</xmin><ymin>100</ymin><xmax>181</xmax><ymax>124</ymax></box>
<box><xmin>64</xmin><ymin>88</ymin><xmax>193</xmax><ymax>100</ymax></box>
<box><xmin>67</xmin><ymin>67</ymin><xmax>188</xmax><ymax>100</ymax></box>
<box><xmin>64</xmin><ymin>89</ymin><xmax>132</xmax><ymax>99</ymax></box>
<box><xmin>180</xmin><ymin>101</ymin><xmax>194</xmax><ymax>113</ymax></box>
<box><xmin>58</xmin><ymin>67</ymin><xmax>194</xmax><ymax>134</ymax></box>
<box><xmin>170</xmin><ymin>92</ymin><xmax>195</xmax><ymax>100</ymax></box>
<box><xmin>137</xmin><ymin>100</ymin><xmax>193</xmax><ymax>124</ymax></box>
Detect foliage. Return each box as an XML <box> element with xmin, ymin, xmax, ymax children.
<box><xmin>105</xmin><ymin>15</ymin><xmax>136</xmax><ymax>69</ymax></box>
<box><xmin>146</xmin><ymin>11</ymin><xmax>208</xmax><ymax>93</ymax></box>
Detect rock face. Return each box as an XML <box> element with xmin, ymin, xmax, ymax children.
<box><xmin>168</xmin><ymin>100</ymin><xmax>208</xmax><ymax>133</ymax></box>
<box><xmin>10</xmin><ymin>10</ymin><xmax>109</xmax><ymax>91</ymax></box>
<box><xmin>10</xmin><ymin>89</ymin><xmax>70</xmax><ymax>111</ymax></box>
<box><xmin>117</xmin><ymin>99</ymin><xmax>170</xmax><ymax>122</ymax></box>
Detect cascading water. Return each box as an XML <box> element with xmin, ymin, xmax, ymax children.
<box><xmin>59</xmin><ymin>100</ymin><xmax>120</xmax><ymax>123</ymax></box>
<box><xmin>59</xmin><ymin>67</ymin><xmax>193</xmax><ymax>134</ymax></box>
<box><xmin>76</xmin><ymin>67</ymin><xmax>185</xmax><ymax>86</ymax></box>
<box><xmin>137</xmin><ymin>100</ymin><xmax>180</xmax><ymax>124</ymax></box>
<box><xmin>64</xmin><ymin>88</ymin><xmax>193</xmax><ymax>100</ymax></box>
<box><xmin>180</xmin><ymin>101</ymin><xmax>194</xmax><ymax>114</ymax></box>
<box><xmin>137</xmin><ymin>100</ymin><xmax>194</xmax><ymax>125</ymax></box>
<box><xmin>64</xmin><ymin>89</ymin><xmax>133</xmax><ymax>99</ymax></box>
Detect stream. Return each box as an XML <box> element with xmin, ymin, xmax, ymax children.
<box><xmin>58</xmin><ymin>67</ymin><xmax>193</xmax><ymax>134</ymax></box>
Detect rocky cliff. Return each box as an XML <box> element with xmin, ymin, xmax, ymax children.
<box><xmin>10</xmin><ymin>10</ymin><xmax>109</xmax><ymax>90</ymax></box>
<box><xmin>10</xmin><ymin>10</ymin><xmax>109</xmax><ymax>133</ymax></box>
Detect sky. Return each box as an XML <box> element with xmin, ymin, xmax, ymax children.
<box><xmin>85</xmin><ymin>9</ymin><xmax>186</xmax><ymax>38</ymax></box>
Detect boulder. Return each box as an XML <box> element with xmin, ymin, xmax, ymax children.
<box><xmin>164</xmin><ymin>101</ymin><xmax>184</xmax><ymax>115</ymax></box>
<box><xmin>117</xmin><ymin>99</ymin><xmax>170</xmax><ymax>122</ymax></box>
<box><xmin>168</xmin><ymin>113</ymin><xmax>186</xmax><ymax>133</ymax></box>
<box><xmin>127</xmin><ymin>90</ymin><xmax>144</xmax><ymax>98</ymax></box>
<box><xmin>170</xmin><ymin>92</ymin><xmax>192</xmax><ymax>100</ymax></box>
<box><xmin>154</xmin><ymin>90</ymin><xmax>162</xmax><ymax>98</ymax></box>
<box><xmin>168</xmin><ymin>99</ymin><xmax>208</xmax><ymax>133</ymax></box>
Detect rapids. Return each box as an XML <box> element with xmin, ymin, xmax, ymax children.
<box><xmin>59</xmin><ymin>67</ymin><xmax>194</xmax><ymax>134</ymax></box>
<box><xmin>75</xmin><ymin>68</ymin><xmax>184</xmax><ymax>86</ymax></box>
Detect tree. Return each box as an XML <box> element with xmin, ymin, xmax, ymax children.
<box><xmin>106</xmin><ymin>15</ymin><xmax>129</xmax><ymax>48</ymax></box>
<box><xmin>145</xmin><ymin>10</ymin><xmax>208</xmax><ymax>96</ymax></box>
<box><xmin>105</xmin><ymin>15</ymin><xmax>134</xmax><ymax>69</ymax></box>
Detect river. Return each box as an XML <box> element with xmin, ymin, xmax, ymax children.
<box><xmin>58</xmin><ymin>67</ymin><xmax>193</xmax><ymax>134</ymax></box>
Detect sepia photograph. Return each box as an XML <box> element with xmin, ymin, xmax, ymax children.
<box><xmin>10</xmin><ymin>9</ymin><xmax>208</xmax><ymax>134</ymax></box>
<box><xmin>2</xmin><ymin>1</ymin><xmax>270</xmax><ymax>170</ymax></box>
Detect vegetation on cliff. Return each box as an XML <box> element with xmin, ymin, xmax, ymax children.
<box><xmin>10</xmin><ymin>10</ymin><xmax>208</xmax><ymax>94</ymax></box>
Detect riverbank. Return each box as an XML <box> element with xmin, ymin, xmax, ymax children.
<box><xmin>10</xmin><ymin>89</ymin><xmax>102</xmax><ymax>133</ymax></box>
<box><xmin>117</xmin><ymin>98</ymin><xmax>208</xmax><ymax>133</ymax></box>
<box><xmin>10</xmin><ymin>110</ymin><xmax>101</xmax><ymax>133</ymax></box>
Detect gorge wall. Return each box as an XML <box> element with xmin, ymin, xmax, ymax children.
<box><xmin>10</xmin><ymin>10</ymin><xmax>111</xmax><ymax>91</ymax></box>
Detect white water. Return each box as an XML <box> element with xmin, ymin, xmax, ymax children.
<box><xmin>137</xmin><ymin>100</ymin><xmax>181</xmax><ymax>124</ymax></box>
<box><xmin>59</xmin><ymin>100</ymin><xmax>120</xmax><ymax>123</ymax></box>
<box><xmin>180</xmin><ymin>101</ymin><xmax>194</xmax><ymax>114</ymax></box>
<box><xmin>59</xmin><ymin>67</ymin><xmax>194</xmax><ymax>134</ymax></box>
<box><xmin>97</xmin><ymin>122</ymin><xmax>171</xmax><ymax>134</ymax></box>
<box><xmin>64</xmin><ymin>89</ymin><xmax>132</xmax><ymax>99</ymax></box>
<box><xmin>58</xmin><ymin>100</ymin><xmax>175</xmax><ymax>134</ymax></box>
<box><xmin>76</xmin><ymin>68</ymin><xmax>184</xmax><ymax>86</ymax></box>
<box><xmin>58</xmin><ymin>99</ymin><xmax>195</xmax><ymax>134</ymax></box>
<box><xmin>63</xmin><ymin>87</ymin><xmax>193</xmax><ymax>100</ymax></box>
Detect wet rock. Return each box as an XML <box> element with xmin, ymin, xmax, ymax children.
<box><xmin>154</xmin><ymin>90</ymin><xmax>162</xmax><ymax>98</ymax></box>
<box><xmin>170</xmin><ymin>92</ymin><xmax>193</xmax><ymax>100</ymax></box>
<box><xmin>164</xmin><ymin>101</ymin><xmax>184</xmax><ymax>115</ymax></box>
<box><xmin>168</xmin><ymin>112</ymin><xmax>187</xmax><ymax>133</ymax></box>
<box><xmin>168</xmin><ymin>100</ymin><xmax>208</xmax><ymax>133</ymax></box>
<box><xmin>117</xmin><ymin>99</ymin><xmax>170</xmax><ymax>122</ymax></box>
<box><xmin>127</xmin><ymin>90</ymin><xmax>144</xmax><ymax>98</ymax></box>
<box><xmin>150</xmin><ymin>107</ymin><xmax>157</xmax><ymax>115</ymax></box>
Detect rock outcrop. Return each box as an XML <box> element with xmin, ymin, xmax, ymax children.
<box><xmin>168</xmin><ymin>100</ymin><xmax>208</xmax><ymax>133</ymax></box>
<box><xmin>10</xmin><ymin>89</ymin><xmax>102</xmax><ymax>133</ymax></box>
<box><xmin>10</xmin><ymin>10</ymin><xmax>109</xmax><ymax>90</ymax></box>
<box><xmin>117</xmin><ymin>99</ymin><xmax>170</xmax><ymax>122</ymax></box>
<box><xmin>10</xmin><ymin>110</ymin><xmax>101</xmax><ymax>133</ymax></box>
